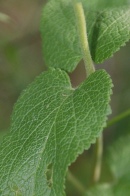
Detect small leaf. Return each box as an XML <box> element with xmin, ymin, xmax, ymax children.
<box><xmin>107</xmin><ymin>135</ymin><xmax>130</xmax><ymax>179</ymax></box>
<box><xmin>84</xmin><ymin>179</ymin><xmax>130</xmax><ymax>196</ymax></box>
<box><xmin>84</xmin><ymin>183</ymin><xmax>113</xmax><ymax>196</ymax></box>
<box><xmin>41</xmin><ymin>0</ymin><xmax>130</xmax><ymax>72</ymax></box>
<box><xmin>0</xmin><ymin>12</ymin><xmax>11</xmax><ymax>23</ymax></box>
<box><xmin>87</xmin><ymin>8</ymin><xmax>130</xmax><ymax>63</ymax></box>
<box><xmin>0</xmin><ymin>69</ymin><xmax>112</xmax><ymax>195</ymax></box>
<box><xmin>85</xmin><ymin>135</ymin><xmax>130</xmax><ymax>196</ymax></box>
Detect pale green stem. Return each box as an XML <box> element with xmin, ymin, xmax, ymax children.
<box><xmin>91</xmin><ymin>109</ymin><xmax>130</xmax><ymax>184</ymax></box>
<box><xmin>91</xmin><ymin>134</ymin><xmax>103</xmax><ymax>184</ymax></box>
<box><xmin>72</xmin><ymin>0</ymin><xmax>102</xmax><ymax>187</ymax></box>
<box><xmin>107</xmin><ymin>109</ymin><xmax>130</xmax><ymax>128</ymax></box>
<box><xmin>90</xmin><ymin>108</ymin><xmax>130</xmax><ymax>183</ymax></box>
<box><xmin>72</xmin><ymin>0</ymin><xmax>95</xmax><ymax>76</ymax></box>
<box><xmin>67</xmin><ymin>170</ymin><xmax>86</xmax><ymax>194</ymax></box>
<box><xmin>71</xmin><ymin>1</ymin><xmax>130</xmax><ymax>189</ymax></box>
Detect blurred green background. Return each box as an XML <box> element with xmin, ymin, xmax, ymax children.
<box><xmin>0</xmin><ymin>0</ymin><xmax>130</xmax><ymax>195</ymax></box>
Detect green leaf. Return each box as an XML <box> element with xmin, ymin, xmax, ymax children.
<box><xmin>84</xmin><ymin>179</ymin><xmax>130</xmax><ymax>196</ymax></box>
<box><xmin>113</xmin><ymin>176</ymin><xmax>130</xmax><ymax>196</ymax></box>
<box><xmin>81</xmin><ymin>0</ymin><xmax>130</xmax><ymax>10</ymax></box>
<box><xmin>41</xmin><ymin>0</ymin><xmax>130</xmax><ymax>72</ymax></box>
<box><xmin>85</xmin><ymin>135</ymin><xmax>130</xmax><ymax>196</ymax></box>
<box><xmin>0</xmin><ymin>69</ymin><xmax>112</xmax><ymax>195</ymax></box>
<box><xmin>107</xmin><ymin>135</ymin><xmax>130</xmax><ymax>179</ymax></box>
<box><xmin>0</xmin><ymin>12</ymin><xmax>11</xmax><ymax>23</ymax></box>
<box><xmin>0</xmin><ymin>130</ymin><xmax>9</xmax><ymax>143</ymax></box>
<box><xmin>84</xmin><ymin>183</ymin><xmax>113</xmax><ymax>196</ymax></box>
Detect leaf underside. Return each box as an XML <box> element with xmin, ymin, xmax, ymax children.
<box><xmin>41</xmin><ymin>0</ymin><xmax>130</xmax><ymax>72</ymax></box>
<box><xmin>0</xmin><ymin>69</ymin><xmax>112</xmax><ymax>195</ymax></box>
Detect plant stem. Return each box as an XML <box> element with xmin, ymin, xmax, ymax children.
<box><xmin>72</xmin><ymin>0</ymin><xmax>103</xmax><ymax>187</ymax></box>
<box><xmin>67</xmin><ymin>170</ymin><xmax>86</xmax><ymax>194</ymax></box>
<box><xmin>107</xmin><ymin>109</ymin><xmax>130</xmax><ymax>128</ymax></box>
<box><xmin>91</xmin><ymin>134</ymin><xmax>103</xmax><ymax>184</ymax></box>
<box><xmin>66</xmin><ymin>80</ymin><xmax>130</xmax><ymax>187</ymax></box>
<box><xmin>90</xmin><ymin>109</ymin><xmax>130</xmax><ymax>183</ymax></box>
<box><xmin>72</xmin><ymin>0</ymin><xmax>95</xmax><ymax>76</ymax></box>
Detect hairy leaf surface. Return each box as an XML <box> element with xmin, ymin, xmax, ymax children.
<box><xmin>0</xmin><ymin>69</ymin><xmax>112</xmax><ymax>195</ymax></box>
<box><xmin>41</xmin><ymin>0</ymin><xmax>130</xmax><ymax>72</ymax></box>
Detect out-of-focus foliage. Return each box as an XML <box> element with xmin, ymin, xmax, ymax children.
<box><xmin>0</xmin><ymin>0</ymin><xmax>46</xmax><ymax>131</ymax></box>
<box><xmin>85</xmin><ymin>135</ymin><xmax>130</xmax><ymax>196</ymax></box>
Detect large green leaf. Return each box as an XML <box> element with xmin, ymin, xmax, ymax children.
<box><xmin>41</xmin><ymin>0</ymin><xmax>130</xmax><ymax>72</ymax></box>
<box><xmin>0</xmin><ymin>69</ymin><xmax>112</xmax><ymax>195</ymax></box>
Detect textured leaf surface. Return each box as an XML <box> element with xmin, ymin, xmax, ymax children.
<box><xmin>41</xmin><ymin>0</ymin><xmax>130</xmax><ymax>72</ymax></box>
<box><xmin>0</xmin><ymin>69</ymin><xmax>112</xmax><ymax>195</ymax></box>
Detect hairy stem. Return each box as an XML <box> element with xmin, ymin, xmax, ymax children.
<box><xmin>72</xmin><ymin>0</ymin><xmax>95</xmax><ymax>76</ymax></box>
<box><xmin>107</xmin><ymin>109</ymin><xmax>130</xmax><ymax>128</ymax></box>
<box><xmin>67</xmin><ymin>170</ymin><xmax>86</xmax><ymax>194</ymax></box>
<box><xmin>72</xmin><ymin>0</ymin><xmax>103</xmax><ymax>187</ymax></box>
